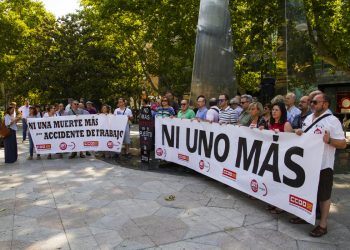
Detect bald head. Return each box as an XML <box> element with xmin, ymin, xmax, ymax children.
<box><xmin>298</xmin><ymin>96</ymin><xmax>310</xmax><ymax>113</ymax></box>
<box><xmin>285</xmin><ymin>92</ymin><xmax>296</xmax><ymax>108</ymax></box>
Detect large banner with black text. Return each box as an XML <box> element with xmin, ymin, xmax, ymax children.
<box><xmin>28</xmin><ymin>115</ymin><xmax>128</xmax><ymax>154</ymax></box>
<box><xmin>155</xmin><ymin>117</ymin><xmax>325</xmax><ymax>224</ymax></box>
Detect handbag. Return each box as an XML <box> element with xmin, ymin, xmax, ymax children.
<box><xmin>0</xmin><ymin>119</ymin><xmax>11</xmax><ymax>138</ymax></box>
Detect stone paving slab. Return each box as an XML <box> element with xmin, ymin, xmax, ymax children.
<box><xmin>0</xmin><ymin>133</ymin><xmax>349</xmax><ymax>249</ymax></box>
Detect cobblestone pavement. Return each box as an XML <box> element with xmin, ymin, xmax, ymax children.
<box><xmin>0</xmin><ymin>132</ymin><xmax>349</xmax><ymax>250</ymax></box>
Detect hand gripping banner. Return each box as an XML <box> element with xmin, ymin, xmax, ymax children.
<box><xmin>28</xmin><ymin>114</ymin><xmax>128</xmax><ymax>154</ymax></box>
<box><xmin>155</xmin><ymin>117</ymin><xmax>325</xmax><ymax>224</ymax></box>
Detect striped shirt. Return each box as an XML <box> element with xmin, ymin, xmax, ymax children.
<box><xmin>219</xmin><ymin>106</ymin><xmax>239</xmax><ymax>124</ymax></box>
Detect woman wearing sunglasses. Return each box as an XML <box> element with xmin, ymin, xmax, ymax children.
<box><xmin>155</xmin><ymin>97</ymin><xmax>175</xmax><ymax>118</ymax></box>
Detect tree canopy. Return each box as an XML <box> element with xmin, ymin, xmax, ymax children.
<box><xmin>0</xmin><ymin>0</ymin><xmax>349</xmax><ymax>107</ymax></box>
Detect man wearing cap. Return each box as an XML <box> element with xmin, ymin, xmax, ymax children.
<box><xmin>86</xmin><ymin>101</ymin><xmax>97</xmax><ymax>114</ymax></box>
<box><xmin>230</xmin><ymin>97</ymin><xmax>243</xmax><ymax>116</ymax></box>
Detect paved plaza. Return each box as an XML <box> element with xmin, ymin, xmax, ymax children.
<box><xmin>0</xmin><ymin>131</ymin><xmax>349</xmax><ymax>250</ymax></box>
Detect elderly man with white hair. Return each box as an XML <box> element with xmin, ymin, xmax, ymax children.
<box><xmin>285</xmin><ymin>92</ymin><xmax>301</xmax><ymax>124</ymax></box>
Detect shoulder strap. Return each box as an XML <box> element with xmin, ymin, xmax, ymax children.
<box><xmin>304</xmin><ymin>113</ymin><xmax>332</xmax><ymax>133</ymax></box>
<box><xmin>71</xmin><ymin>108</ymin><xmax>76</xmax><ymax>115</ymax></box>
<box><xmin>210</xmin><ymin>107</ymin><xmax>219</xmax><ymax>113</ymax></box>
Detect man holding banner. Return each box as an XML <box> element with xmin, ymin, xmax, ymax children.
<box><xmin>68</xmin><ymin>100</ymin><xmax>86</xmax><ymax>159</ymax></box>
<box><xmin>293</xmin><ymin>94</ymin><xmax>346</xmax><ymax>237</ymax></box>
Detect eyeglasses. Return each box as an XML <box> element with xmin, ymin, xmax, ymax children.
<box><xmin>161</xmin><ymin>100</ymin><xmax>168</xmax><ymax>102</ymax></box>
<box><xmin>73</xmin><ymin>103</ymin><xmax>79</xmax><ymax>105</ymax></box>
<box><xmin>240</xmin><ymin>101</ymin><xmax>247</xmax><ymax>104</ymax></box>
<box><xmin>311</xmin><ymin>100</ymin><xmax>324</xmax><ymax>105</ymax></box>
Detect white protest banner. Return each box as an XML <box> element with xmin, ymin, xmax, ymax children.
<box><xmin>28</xmin><ymin>115</ymin><xmax>128</xmax><ymax>154</ymax></box>
<box><xmin>155</xmin><ymin>117</ymin><xmax>325</xmax><ymax>224</ymax></box>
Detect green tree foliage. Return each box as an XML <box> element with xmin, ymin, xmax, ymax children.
<box><xmin>1</xmin><ymin>0</ymin><xmax>349</xmax><ymax>106</ymax></box>
<box><xmin>303</xmin><ymin>0</ymin><xmax>350</xmax><ymax>73</ymax></box>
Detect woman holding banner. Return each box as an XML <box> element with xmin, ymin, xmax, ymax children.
<box><xmin>247</xmin><ymin>102</ymin><xmax>268</xmax><ymax>129</ymax></box>
<box><xmin>4</xmin><ymin>106</ymin><xmax>19</xmax><ymax>163</ymax></box>
<box><xmin>44</xmin><ymin>105</ymin><xmax>56</xmax><ymax>159</ymax></box>
<box><xmin>268</xmin><ymin>102</ymin><xmax>293</xmax><ymax>133</ymax></box>
<box><xmin>155</xmin><ymin>97</ymin><xmax>175</xmax><ymax>117</ymax></box>
<box><xmin>27</xmin><ymin>106</ymin><xmax>41</xmax><ymax>160</ymax></box>
<box><xmin>263</xmin><ymin>102</ymin><xmax>293</xmax><ymax>214</ymax></box>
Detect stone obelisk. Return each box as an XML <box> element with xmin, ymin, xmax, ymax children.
<box><xmin>190</xmin><ymin>0</ymin><xmax>236</xmax><ymax>102</ymax></box>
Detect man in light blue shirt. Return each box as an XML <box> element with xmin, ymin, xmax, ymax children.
<box><xmin>285</xmin><ymin>92</ymin><xmax>301</xmax><ymax>124</ymax></box>
<box><xmin>195</xmin><ymin>95</ymin><xmax>208</xmax><ymax>120</ymax></box>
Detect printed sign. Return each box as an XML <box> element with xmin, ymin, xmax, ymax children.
<box><xmin>139</xmin><ymin>106</ymin><xmax>154</xmax><ymax>162</ymax></box>
<box><xmin>155</xmin><ymin>117</ymin><xmax>325</xmax><ymax>224</ymax></box>
<box><xmin>28</xmin><ymin>115</ymin><xmax>128</xmax><ymax>154</ymax></box>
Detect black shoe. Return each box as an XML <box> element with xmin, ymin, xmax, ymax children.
<box><xmin>86</xmin><ymin>152</ymin><xmax>91</xmax><ymax>156</ymax></box>
<box><xmin>80</xmin><ymin>153</ymin><xmax>86</xmax><ymax>158</ymax></box>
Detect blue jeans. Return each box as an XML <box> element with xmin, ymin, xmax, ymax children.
<box><xmin>22</xmin><ymin>118</ymin><xmax>28</xmax><ymax>141</ymax></box>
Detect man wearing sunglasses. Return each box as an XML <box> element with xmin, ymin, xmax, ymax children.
<box><xmin>177</xmin><ymin>99</ymin><xmax>195</xmax><ymax>119</ymax></box>
<box><xmin>238</xmin><ymin>94</ymin><xmax>252</xmax><ymax>126</ymax></box>
<box><xmin>292</xmin><ymin>94</ymin><xmax>346</xmax><ymax>237</ymax></box>
<box><xmin>218</xmin><ymin>94</ymin><xmax>238</xmax><ymax>124</ymax></box>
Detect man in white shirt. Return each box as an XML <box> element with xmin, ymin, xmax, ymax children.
<box><xmin>293</xmin><ymin>94</ymin><xmax>346</xmax><ymax>237</ymax></box>
<box><xmin>205</xmin><ymin>98</ymin><xmax>219</xmax><ymax>122</ymax></box>
<box><xmin>114</xmin><ymin>98</ymin><xmax>133</xmax><ymax>158</ymax></box>
<box><xmin>18</xmin><ymin>100</ymin><xmax>30</xmax><ymax>142</ymax></box>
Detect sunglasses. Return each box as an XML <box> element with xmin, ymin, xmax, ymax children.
<box><xmin>218</xmin><ymin>99</ymin><xmax>226</xmax><ymax>102</ymax></box>
<box><xmin>162</xmin><ymin>100</ymin><xmax>168</xmax><ymax>102</ymax></box>
<box><xmin>311</xmin><ymin>100</ymin><xmax>324</xmax><ymax>105</ymax></box>
<box><xmin>240</xmin><ymin>101</ymin><xmax>247</xmax><ymax>104</ymax></box>
<box><xmin>181</xmin><ymin>103</ymin><xmax>187</xmax><ymax>106</ymax></box>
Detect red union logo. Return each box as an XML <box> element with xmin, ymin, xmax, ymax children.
<box><xmin>36</xmin><ymin>144</ymin><xmax>51</xmax><ymax>150</ymax></box>
<box><xmin>222</xmin><ymin>168</ymin><xmax>237</xmax><ymax>181</ymax></box>
<box><xmin>156</xmin><ymin>148</ymin><xmax>163</xmax><ymax>156</ymax></box>
<box><xmin>250</xmin><ymin>179</ymin><xmax>258</xmax><ymax>193</ymax></box>
<box><xmin>59</xmin><ymin>142</ymin><xmax>67</xmax><ymax>150</ymax></box>
<box><xmin>178</xmin><ymin>154</ymin><xmax>189</xmax><ymax>161</ymax></box>
<box><xmin>107</xmin><ymin>141</ymin><xmax>114</xmax><ymax>149</ymax></box>
<box><xmin>84</xmin><ymin>141</ymin><xmax>99</xmax><ymax>147</ymax></box>
<box><xmin>199</xmin><ymin>160</ymin><xmax>205</xmax><ymax>170</ymax></box>
<box><xmin>289</xmin><ymin>195</ymin><xmax>313</xmax><ymax>213</ymax></box>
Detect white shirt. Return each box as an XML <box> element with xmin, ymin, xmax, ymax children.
<box><xmin>302</xmin><ymin>109</ymin><xmax>345</xmax><ymax>170</ymax></box>
<box><xmin>65</xmin><ymin>104</ymin><xmax>71</xmax><ymax>112</ymax></box>
<box><xmin>18</xmin><ymin>105</ymin><xmax>30</xmax><ymax>119</ymax></box>
<box><xmin>206</xmin><ymin>106</ymin><xmax>219</xmax><ymax>122</ymax></box>
<box><xmin>114</xmin><ymin>107</ymin><xmax>133</xmax><ymax>118</ymax></box>
<box><xmin>4</xmin><ymin>114</ymin><xmax>17</xmax><ymax>130</ymax></box>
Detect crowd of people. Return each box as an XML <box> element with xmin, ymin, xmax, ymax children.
<box><xmin>2</xmin><ymin>89</ymin><xmax>347</xmax><ymax>238</ymax></box>
<box><xmin>3</xmin><ymin>97</ymin><xmax>133</xmax><ymax>162</ymax></box>
<box><xmin>150</xmin><ymin>90</ymin><xmax>346</xmax><ymax>238</ymax></box>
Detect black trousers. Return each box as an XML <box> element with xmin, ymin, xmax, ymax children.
<box><xmin>4</xmin><ymin>129</ymin><xmax>18</xmax><ymax>163</ymax></box>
